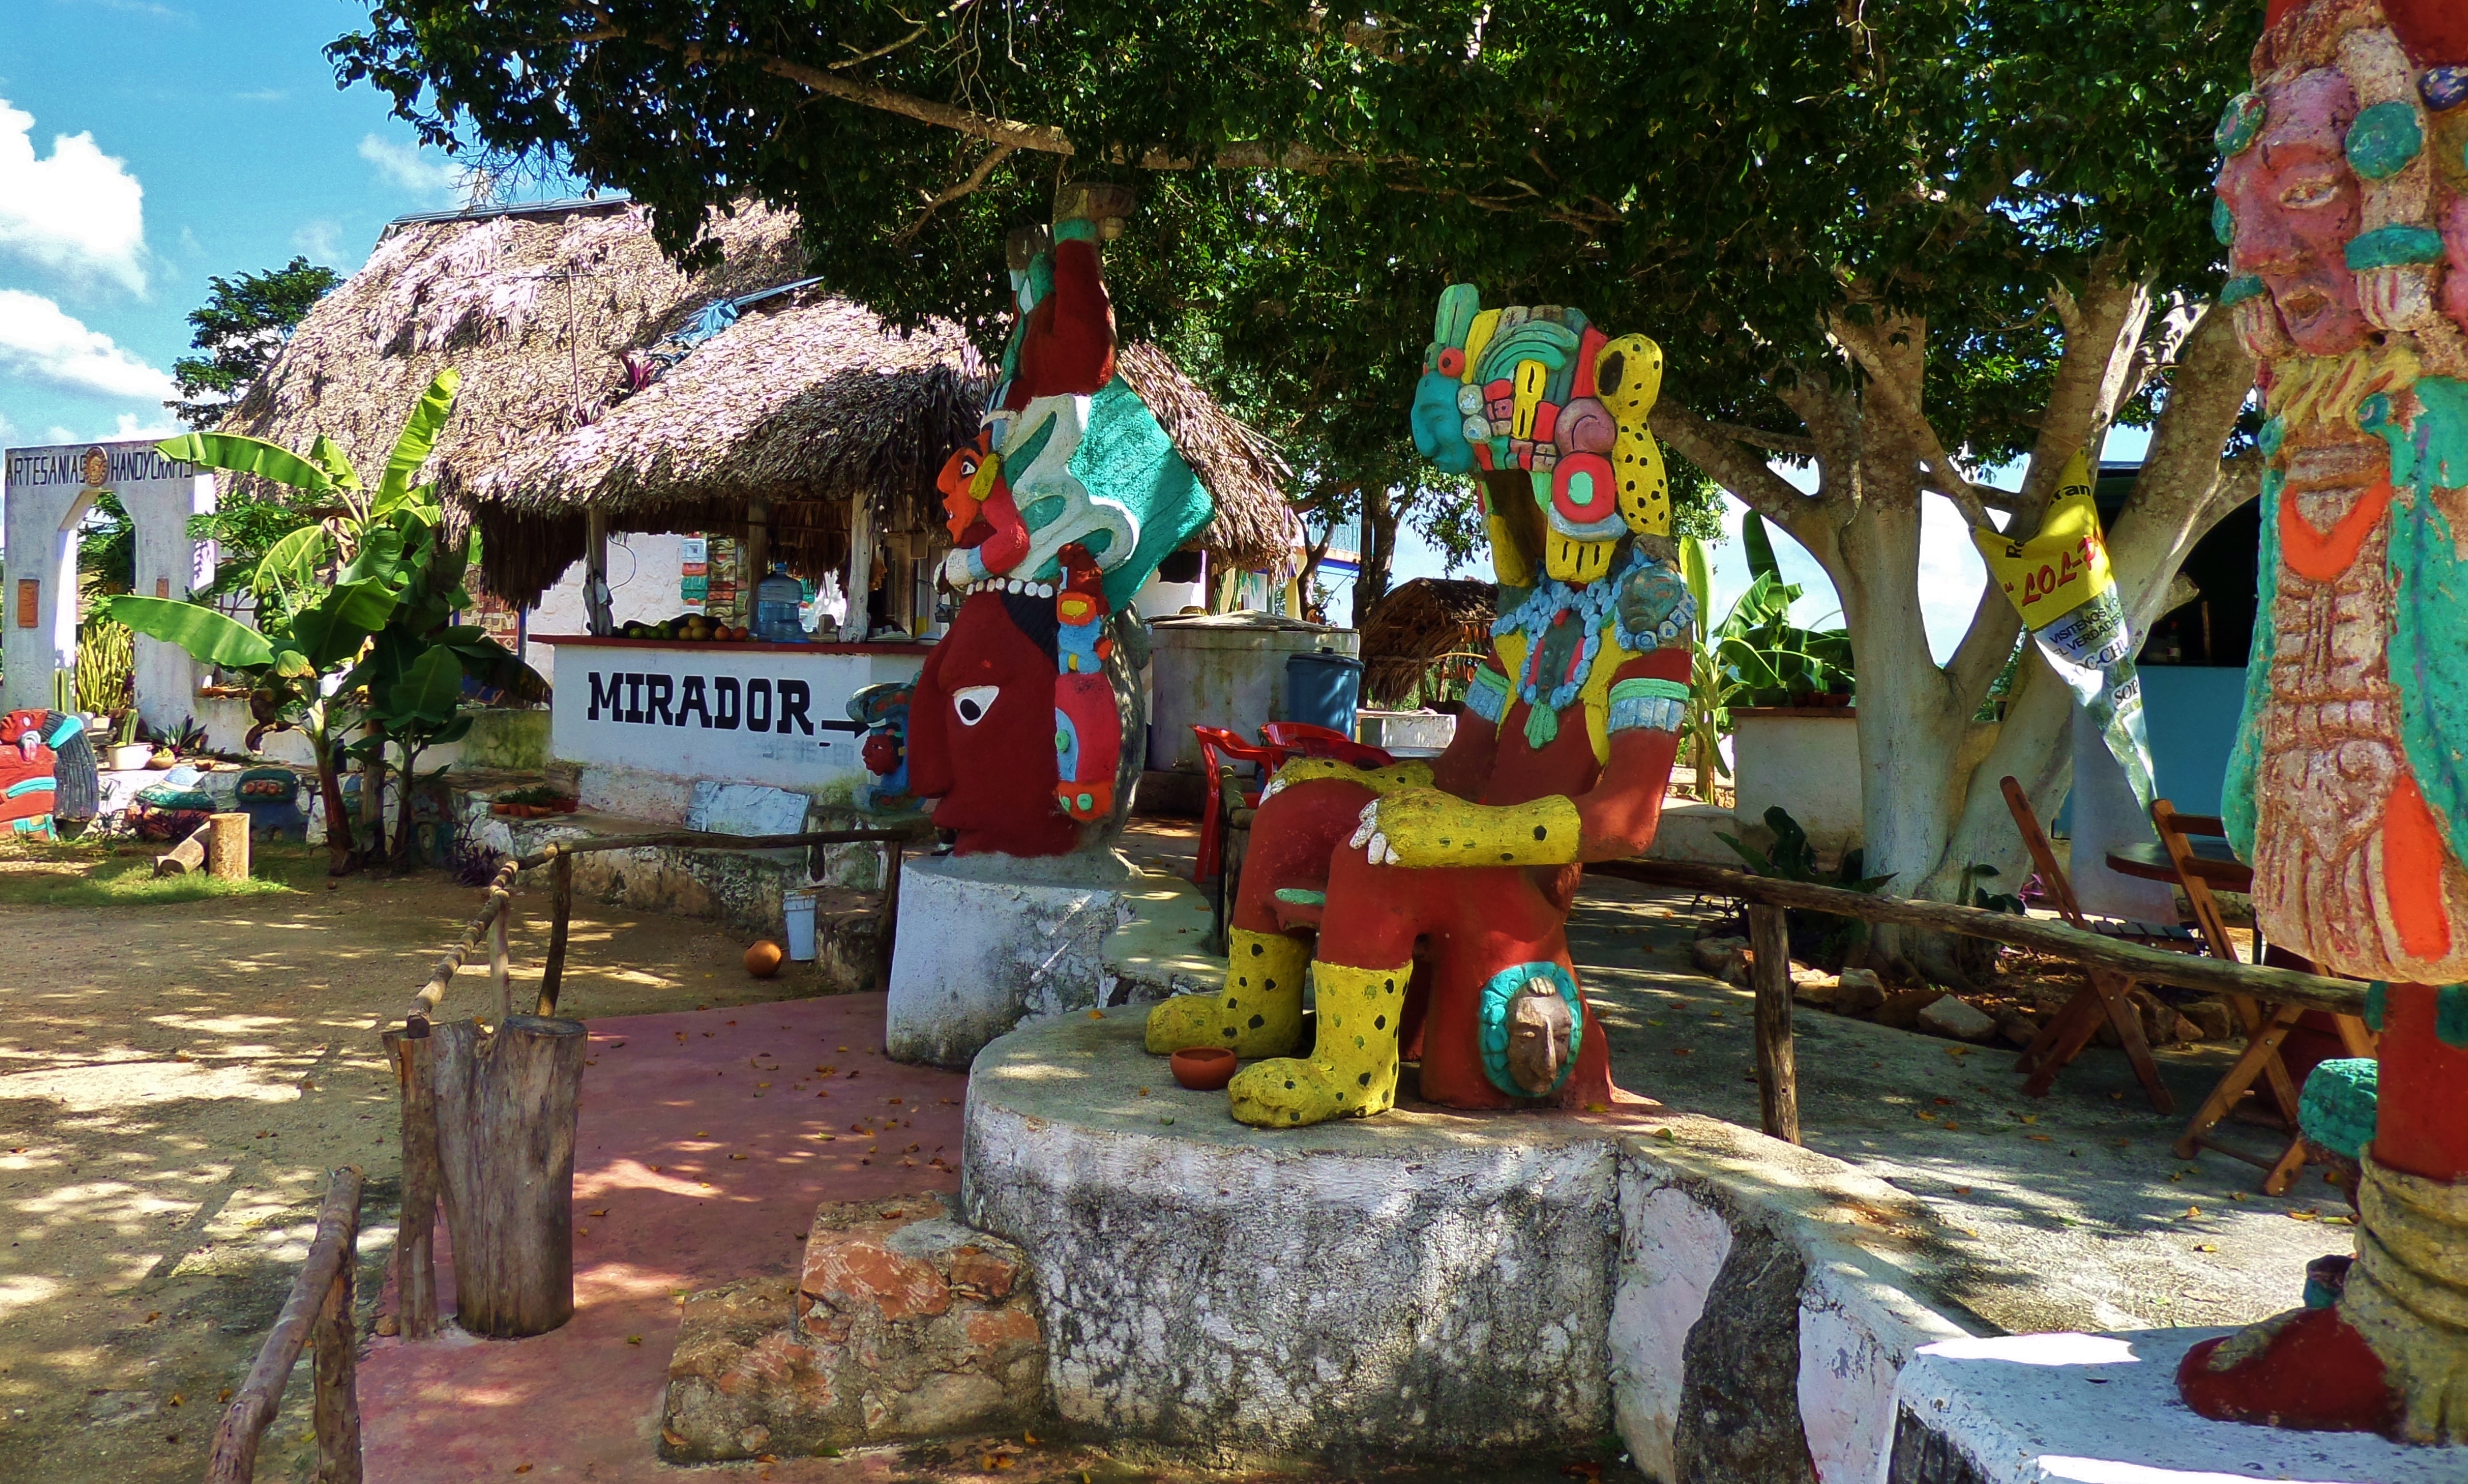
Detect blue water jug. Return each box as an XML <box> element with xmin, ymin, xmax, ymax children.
<box><xmin>1285</xmin><ymin>649</ymin><xmax>1363</xmax><ymax>736</ymax></box>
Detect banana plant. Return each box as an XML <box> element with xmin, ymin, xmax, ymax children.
<box><xmin>104</xmin><ymin>371</ymin><xmax>536</xmax><ymax>873</ymax></box>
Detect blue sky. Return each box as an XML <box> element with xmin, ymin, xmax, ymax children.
<box><xmin>0</xmin><ymin>0</ymin><xmax>476</xmax><ymax>450</ymax></box>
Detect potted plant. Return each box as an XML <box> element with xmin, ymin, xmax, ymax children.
<box><xmin>107</xmin><ymin>712</ymin><xmax>151</xmax><ymax>771</ymax></box>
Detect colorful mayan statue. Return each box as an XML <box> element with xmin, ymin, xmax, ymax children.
<box><xmin>1144</xmin><ymin>287</ymin><xmax>1694</xmax><ymax>1127</ymax></box>
<box><xmin>889</xmin><ymin>186</ymin><xmax>1215</xmax><ymax>857</ymax></box>
<box><xmin>2182</xmin><ymin>0</ymin><xmax>2468</xmax><ymax>1442</ymax></box>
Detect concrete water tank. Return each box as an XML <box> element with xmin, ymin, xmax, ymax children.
<box><xmin>1147</xmin><ymin>613</ymin><xmax>1360</xmax><ymax>771</ymax></box>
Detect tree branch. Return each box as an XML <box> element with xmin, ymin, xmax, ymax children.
<box><xmin>890</xmin><ymin>142</ymin><xmax>1017</xmax><ymax>244</ymax></box>
<box><xmin>2013</xmin><ymin>265</ymin><xmax>2152</xmax><ymax>522</ymax></box>
<box><xmin>1703</xmin><ymin>421</ymin><xmax>1818</xmax><ymax>457</ymax></box>
<box><xmin>580</xmin><ymin>20</ymin><xmax>1395</xmax><ymax>174</ymax></box>
<box><xmin>1649</xmin><ymin>399</ymin><xmax>1830</xmax><ymax>554</ymax></box>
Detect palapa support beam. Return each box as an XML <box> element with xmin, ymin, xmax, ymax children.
<box><xmin>205</xmin><ymin>1165</ymin><xmax>363</xmax><ymax>1484</ymax></box>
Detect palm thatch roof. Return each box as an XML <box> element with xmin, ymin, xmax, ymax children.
<box><xmin>227</xmin><ymin>197</ymin><xmax>1300</xmax><ymax>608</ymax></box>
<box><xmin>1359</xmin><ymin>576</ymin><xmax>1497</xmax><ymax>705</ymax></box>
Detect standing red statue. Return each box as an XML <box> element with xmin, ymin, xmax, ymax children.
<box><xmin>1147</xmin><ymin>290</ymin><xmax>1696</xmax><ymax>1127</ymax></box>
<box><xmin>2179</xmin><ymin>0</ymin><xmax>2468</xmax><ymax>1444</ymax></box>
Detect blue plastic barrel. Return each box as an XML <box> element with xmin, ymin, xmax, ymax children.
<box><xmin>1285</xmin><ymin>650</ymin><xmax>1364</xmax><ymax>736</ymax></box>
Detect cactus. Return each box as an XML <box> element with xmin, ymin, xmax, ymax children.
<box><xmin>74</xmin><ymin>620</ymin><xmax>134</xmax><ymax>714</ymax></box>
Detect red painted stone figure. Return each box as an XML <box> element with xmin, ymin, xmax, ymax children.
<box><xmin>894</xmin><ymin>186</ymin><xmax>1214</xmax><ymax>858</ymax></box>
<box><xmin>1147</xmin><ymin>290</ymin><xmax>1694</xmax><ymax>1126</ymax></box>
<box><xmin>2181</xmin><ymin>0</ymin><xmax>2468</xmax><ymax>1443</ymax></box>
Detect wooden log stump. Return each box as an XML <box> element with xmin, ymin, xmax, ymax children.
<box><xmin>154</xmin><ymin>821</ymin><xmax>211</xmax><ymax>877</ymax></box>
<box><xmin>208</xmin><ymin>811</ymin><xmax>251</xmax><ymax>881</ymax></box>
<box><xmin>428</xmin><ymin>1014</ymin><xmax>587</xmax><ymax>1337</ymax></box>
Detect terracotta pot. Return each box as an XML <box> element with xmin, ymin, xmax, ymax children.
<box><xmin>1169</xmin><ymin>1046</ymin><xmax>1237</xmax><ymax>1092</ymax></box>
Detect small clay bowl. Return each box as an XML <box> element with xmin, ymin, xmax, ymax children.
<box><xmin>1169</xmin><ymin>1046</ymin><xmax>1237</xmax><ymax>1092</ymax></box>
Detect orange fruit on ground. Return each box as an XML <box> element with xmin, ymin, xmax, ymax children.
<box><xmin>744</xmin><ymin>940</ymin><xmax>785</xmax><ymax>978</ymax></box>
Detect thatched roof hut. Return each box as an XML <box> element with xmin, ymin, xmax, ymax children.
<box><xmin>227</xmin><ymin>197</ymin><xmax>1300</xmax><ymax>608</ymax></box>
<box><xmin>1359</xmin><ymin>576</ymin><xmax>1497</xmax><ymax>705</ymax></box>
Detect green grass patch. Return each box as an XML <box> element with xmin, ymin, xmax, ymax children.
<box><xmin>0</xmin><ymin>834</ymin><xmax>327</xmax><ymax>908</ymax></box>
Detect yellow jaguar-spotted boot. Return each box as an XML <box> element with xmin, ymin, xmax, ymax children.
<box><xmin>1144</xmin><ymin>928</ymin><xmax>1308</xmax><ymax>1058</ymax></box>
<box><xmin>1228</xmin><ymin>960</ymin><xmax>1407</xmax><ymax>1127</ymax></box>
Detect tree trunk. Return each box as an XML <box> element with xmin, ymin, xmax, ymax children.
<box><xmin>1353</xmin><ymin>484</ymin><xmax>1397</xmax><ymax>624</ymax></box>
<box><xmin>311</xmin><ymin>732</ymin><xmax>356</xmax><ymax>877</ymax></box>
<box><xmin>392</xmin><ymin>741</ymin><xmax>423</xmax><ymax>867</ymax></box>
<box><xmin>428</xmin><ymin>1014</ymin><xmax>586</xmax><ymax>1337</ymax></box>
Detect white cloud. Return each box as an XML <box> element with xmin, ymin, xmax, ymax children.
<box><xmin>358</xmin><ymin>135</ymin><xmax>468</xmax><ymax>203</ymax></box>
<box><xmin>112</xmin><ymin>410</ymin><xmax>176</xmax><ymax>440</ymax></box>
<box><xmin>0</xmin><ymin>98</ymin><xmax>148</xmax><ymax>294</ymax></box>
<box><xmin>291</xmin><ymin>218</ymin><xmax>347</xmax><ymax>266</ymax></box>
<box><xmin>0</xmin><ymin>289</ymin><xmax>177</xmax><ymax>400</ymax></box>
<box><xmin>232</xmin><ymin>89</ymin><xmax>287</xmax><ymax>104</ymax></box>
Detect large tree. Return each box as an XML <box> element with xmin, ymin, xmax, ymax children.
<box><xmin>335</xmin><ymin>1</ymin><xmax>2262</xmax><ymax>972</ymax></box>
<box><xmin>167</xmin><ymin>256</ymin><xmax>342</xmax><ymax>430</ymax></box>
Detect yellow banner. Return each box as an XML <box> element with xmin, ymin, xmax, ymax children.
<box><xmin>1974</xmin><ymin>450</ymin><xmax>2113</xmax><ymax>626</ymax></box>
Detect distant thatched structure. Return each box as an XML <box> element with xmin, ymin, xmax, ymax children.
<box><xmin>227</xmin><ymin>197</ymin><xmax>1300</xmax><ymax>608</ymax></box>
<box><xmin>1359</xmin><ymin>577</ymin><xmax>1497</xmax><ymax>705</ymax></box>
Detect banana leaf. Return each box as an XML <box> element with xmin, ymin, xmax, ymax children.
<box><xmin>387</xmin><ymin>644</ymin><xmax>465</xmax><ymax>725</ymax></box>
<box><xmin>307</xmin><ymin>435</ymin><xmax>363</xmax><ymax>492</ymax></box>
<box><xmin>101</xmin><ymin>595</ymin><xmax>275</xmax><ymax>668</ymax></box>
<box><xmin>338</xmin><ymin>526</ymin><xmax>407</xmax><ymax>588</ymax></box>
<box><xmin>157</xmin><ymin>432</ymin><xmax>334</xmax><ymax>496</ymax></box>
<box><xmin>253</xmin><ymin>524</ymin><xmax>334</xmax><ymax>595</ymax></box>
<box><xmin>376</xmin><ymin>371</ymin><xmax>460</xmax><ymax>513</ymax></box>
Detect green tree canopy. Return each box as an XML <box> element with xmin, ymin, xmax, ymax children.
<box><xmin>169</xmin><ymin>256</ymin><xmax>342</xmax><ymax>430</ymax></box>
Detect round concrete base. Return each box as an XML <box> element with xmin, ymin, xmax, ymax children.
<box><xmin>960</xmin><ymin>1010</ymin><xmax>1662</xmax><ymax>1465</ymax></box>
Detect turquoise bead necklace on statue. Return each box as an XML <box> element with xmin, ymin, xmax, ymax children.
<box><xmin>1492</xmin><ymin>544</ymin><xmax>1638</xmax><ymax>750</ymax></box>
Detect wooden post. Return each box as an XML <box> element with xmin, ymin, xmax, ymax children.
<box><xmin>1746</xmin><ymin>904</ymin><xmax>1801</xmax><ymax>1145</ymax></box>
<box><xmin>872</xmin><ymin>837</ymin><xmax>903</xmax><ymax>993</ymax></box>
<box><xmin>843</xmin><ymin>498</ymin><xmax>875</xmax><ymax>640</ymax></box>
<box><xmin>207</xmin><ymin>812</ymin><xmax>251</xmax><ymax>881</ymax></box>
<box><xmin>490</xmin><ymin>894</ymin><xmax>513</xmax><ymax>1026</ymax></box>
<box><xmin>205</xmin><ymin>1166</ymin><xmax>362</xmax><ymax>1484</ymax></box>
<box><xmin>538</xmin><ymin>852</ymin><xmax>573</xmax><ymax>1016</ymax></box>
<box><xmin>311</xmin><ymin>1234</ymin><xmax>362</xmax><ymax>1482</ymax></box>
<box><xmin>154</xmin><ymin>821</ymin><xmax>212</xmax><ymax>876</ymax></box>
<box><xmin>380</xmin><ymin>1024</ymin><xmax>439</xmax><ymax>1340</ymax></box>
<box><xmin>428</xmin><ymin>1015</ymin><xmax>587</xmax><ymax>1337</ymax></box>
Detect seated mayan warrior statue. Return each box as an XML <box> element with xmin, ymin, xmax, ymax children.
<box><xmin>2178</xmin><ymin>0</ymin><xmax>2468</xmax><ymax>1444</ymax></box>
<box><xmin>1145</xmin><ymin>286</ymin><xmax>1695</xmax><ymax>1128</ymax></box>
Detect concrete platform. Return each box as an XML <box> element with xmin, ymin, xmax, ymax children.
<box><xmin>884</xmin><ymin>857</ymin><xmax>1203</xmax><ymax>1069</ymax></box>
<box><xmin>960</xmin><ymin>1010</ymin><xmax>1983</xmax><ymax>1476</ymax></box>
<box><xmin>1887</xmin><ymin>1329</ymin><xmax>2468</xmax><ymax>1482</ymax></box>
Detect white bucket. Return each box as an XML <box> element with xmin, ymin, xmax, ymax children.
<box><xmin>783</xmin><ymin>890</ymin><xmax>818</xmax><ymax>961</ymax></box>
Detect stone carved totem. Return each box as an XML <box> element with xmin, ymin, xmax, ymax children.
<box><xmin>890</xmin><ymin>186</ymin><xmax>1215</xmax><ymax>859</ymax></box>
<box><xmin>1144</xmin><ymin>287</ymin><xmax>1694</xmax><ymax>1128</ymax></box>
<box><xmin>2181</xmin><ymin>0</ymin><xmax>2468</xmax><ymax>1443</ymax></box>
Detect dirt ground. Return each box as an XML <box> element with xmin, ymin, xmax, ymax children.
<box><xmin>0</xmin><ymin>839</ymin><xmax>852</xmax><ymax>1484</ymax></box>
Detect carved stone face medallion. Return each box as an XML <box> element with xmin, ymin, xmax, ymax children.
<box><xmin>1505</xmin><ymin>979</ymin><xmax>1577</xmax><ymax>1095</ymax></box>
<box><xmin>2219</xmin><ymin>68</ymin><xmax>2370</xmax><ymax>358</ymax></box>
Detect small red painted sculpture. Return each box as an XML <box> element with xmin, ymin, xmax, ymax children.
<box><xmin>895</xmin><ymin>186</ymin><xmax>1214</xmax><ymax>858</ymax></box>
<box><xmin>1147</xmin><ymin>289</ymin><xmax>1696</xmax><ymax>1127</ymax></box>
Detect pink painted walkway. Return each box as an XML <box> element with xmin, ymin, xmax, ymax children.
<box><xmin>358</xmin><ymin>993</ymin><xmax>969</xmax><ymax>1482</ymax></box>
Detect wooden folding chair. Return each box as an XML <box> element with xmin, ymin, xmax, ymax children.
<box><xmin>2000</xmin><ymin>776</ymin><xmax>2189</xmax><ymax>1113</ymax></box>
<box><xmin>2158</xmin><ymin>798</ymin><xmax>2376</xmax><ymax>1195</ymax></box>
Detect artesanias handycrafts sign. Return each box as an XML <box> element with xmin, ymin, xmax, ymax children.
<box><xmin>1972</xmin><ymin>449</ymin><xmax>2156</xmax><ymax>809</ymax></box>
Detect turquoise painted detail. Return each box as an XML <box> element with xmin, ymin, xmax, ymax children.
<box><xmin>1610</xmin><ymin>677</ymin><xmax>1690</xmax><ymax>703</ymax></box>
<box><xmin>1068</xmin><ymin>375</ymin><xmax>1213</xmax><ymax>609</ymax></box>
<box><xmin>2345</xmin><ymin>101</ymin><xmax>2425</xmax><ymax>181</ymax></box>
<box><xmin>2377</xmin><ymin>379</ymin><xmax>2468</xmax><ymax>867</ymax></box>
<box><xmin>1606</xmin><ymin>677</ymin><xmax>1688</xmax><ymax>735</ymax></box>
<box><xmin>2222</xmin><ymin>459</ymin><xmax>2280</xmax><ymax>863</ymax></box>
<box><xmin>2217</xmin><ymin>92</ymin><xmax>2267</xmax><ymax>156</ymax></box>
<box><xmin>2297</xmin><ymin>1057</ymin><xmax>2378</xmax><ymax>1162</ymax></box>
<box><xmin>2213</xmin><ymin>196</ymin><xmax>2235</xmax><ymax>247</ymax></box>
<box><xmin>1019</xmin><ymin>495</ymin><xmax>1067</xmax><ymax>531</ymax></box>
<box><xmin>43</xmin><ymin>715</ymin><xmax>81</xmax><ymax>747</ymax></box>
<box><xmin>1478</xmin><ymin>960</ymin><xmax>1584</xmax><ymax>1098</ymax></box>
<box><xmin>1272</xmin><ymin>887</ymin><xmax>1328</xmax><ymax>908</ymax></box>
<box><xmin>1612</xmin><ymin>552</ymin><xmax>1696</xmax><ymax>652</ymax></box>
<box><xmin>2345</xmin><ymin>226</ymin><xmax>2446</xmax><ymax>270</ymax></box>
<box><xmin>2258</xmin><ymin>415</ymin><xmax>2286</xmax><ymax>460</ymax></box>
<box><xmin>1464</xmin><ymin>666</ymin><xmax>1511</xmax><ymax>725</ymax></box>
<box><xmin>2367</xmin><ymin>980</ymin><xmax>2389</xmax><ymax>1033</ymax></box>
<box><xmin>2441</xmin><ymin>985</ymin><xmax>2468</xmax><ymax>1049</ymax></box>
<box><xmin>2</xmin><ymin>777</ymin><xmax>55</xmax><ymax>799</ymax></box>
<box><xmin>1052</xmin><ymin>218</ymin><xmax>1097</xmax><ymax>242</ymax></box>
<box><xmin>2219</xmin><ymin>275</ymin><xmax>2269</xmax><ymax>307</ymax></box>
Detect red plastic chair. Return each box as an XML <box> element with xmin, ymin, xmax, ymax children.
<box><xmin>1193</xmin><ymin>725</ymin><xmax>1277</xmax><ymax>884</ymax></box>
<box><xmin>1259</xmin><ymin>721</ymin><xmax>1396</xmax><ymax>771</ymax></box>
